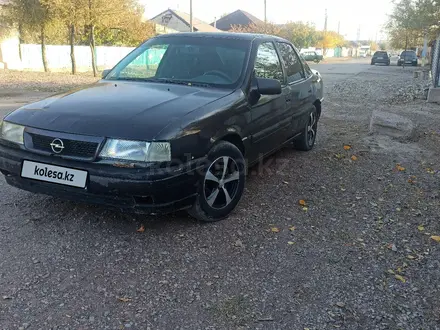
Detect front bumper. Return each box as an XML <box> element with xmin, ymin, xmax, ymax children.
<box><xmin>398</xmin><ymin>59</ymin><xmax>417</xmax><ymax>65</ymax></box>
<box><xmin>0</xmin><ymin>143</ymin><xmax>205</xmax><ymax>214</ymax></box>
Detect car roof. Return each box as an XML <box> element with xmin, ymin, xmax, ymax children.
<box><xmin>154</xmin><ymin>32</ymin><xmax>290</xmax><ymax>43</ymax></box>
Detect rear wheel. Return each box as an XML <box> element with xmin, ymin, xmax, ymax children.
<box><xmin>188</xmin><ymin>141</ymin><xmax>246</xmax><ymax>222</ymax></box>
<box><xmin>294</xmin><ymin>108</ymin><xmax>318</xmax><ymax>151</ymax></box>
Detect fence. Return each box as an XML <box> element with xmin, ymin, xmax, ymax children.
<box><xmin>19</xmin><ymin>44</ymin><xmax>136</xmax><ymax>72</ymax></box>
<box><xmin>432</xmin><ymin>36</ymin><xmax>440</xmax><ymax>88</ymax></box>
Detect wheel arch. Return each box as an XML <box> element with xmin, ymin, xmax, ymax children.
<box><xmin>215</xmin><ymin>132</ymin><xmax>246</xmax><ymax>156</ymax></box>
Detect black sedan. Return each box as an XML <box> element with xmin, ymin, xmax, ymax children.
<box><xmin>371</xmin><ymin>51</ymin><xmax>390</xmax><ymax>66</ymax></box>
<box><xmin>397</xmin><ymin>50</ymin><xmax>418</xmax><ymax>66</ymax></box>
<box><xmin>0</xmin><ymin>33</ymin><xmax>323</xmax><ymax>222</ymax></box>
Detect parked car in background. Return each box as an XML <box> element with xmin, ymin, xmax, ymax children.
<box><xmin>300</xmin><ymin>51</ymin><xmax>323</xmax><ymax>63</ymax></box>
<box><xmin>398</xmin><ymin>50</ymin><xmax>418</xmax><ymax>66</ymax></box>
<box><xmin>0</xmin><ymin>32</ymin><xmax>324</xmax><ymax>222</ymax></box>
<box><xmin>371</xmin><ymin>51</ymin><xmax>391</xmax><ymax>66</ymax></box>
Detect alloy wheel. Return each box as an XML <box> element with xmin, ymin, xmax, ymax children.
<box><xmin>307</xmin><ymin>112</ymin><xmax>317</xmax><ymax>146</ymax></box>
<box><xmin>203</xmin><ymin>156</ymin><xmax>240</xmax><ymax>209</ymax></box>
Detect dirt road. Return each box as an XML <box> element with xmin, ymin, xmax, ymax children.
<box><xmin>1</xmin><ymin>60</ymin><xmax>439</xmax><ymax>330</ymax></box>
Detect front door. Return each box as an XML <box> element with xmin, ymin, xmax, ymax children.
<box><xmin>248</xmin><ymin>41</ymin><xmax>288</xmax><ymax>163</ymax></box>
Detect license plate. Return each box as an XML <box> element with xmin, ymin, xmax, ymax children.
<box><xmin>21</xmin><ymin>160</ymin><xmax>88</xmax><ymax>188</ymax></box>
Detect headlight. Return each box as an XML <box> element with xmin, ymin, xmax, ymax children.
<box><xmin>99</xmin><ymin>139</ymin><xmax>171</xmax><ymax>162</ymax></box>
<box><xmin>0</xmin><ymin>120</ymin><xmax>25</xmax><ymax>145</ymax></box>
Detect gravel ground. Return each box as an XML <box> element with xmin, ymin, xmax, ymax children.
<box><xmin>1</xmin><ymin>62</ymin><xmax>440</xmax><ymax>329</ymax></box>
<box><xmin>0</xmin><ymin>70</ymin><xmax>98</xmax><ymax>93</ymax></box>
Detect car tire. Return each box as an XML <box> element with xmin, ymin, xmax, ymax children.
<box><xmin>187</xmin><ymin>141</ymin><xmax>246</xmax><ymax>222</ymax></box>
<box><xmin>294</xmin><ymin>108</ymin><xmax>318</xmax><ymax>151</ymax></box>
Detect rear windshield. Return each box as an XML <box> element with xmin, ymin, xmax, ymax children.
<box><xmin>374</xmin><ymin>51</ymin><xmax>388</xmax><ymax>56</ymax></box>
<box><xmin>401</xmin><ymin>51</ymin><xmax>416</xmax><ymax>56</ymax></box>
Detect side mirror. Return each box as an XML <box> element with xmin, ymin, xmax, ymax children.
<box><xmin>101</xmin><ymin>69</ymin><xmax>111</xmax><ymax>78</ymax></box>
<box><xmin>257</xmin><ymin>78</ymin><xmax>282</xmax><ymax>95</ymax></box>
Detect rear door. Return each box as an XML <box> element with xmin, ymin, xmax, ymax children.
<box><xmin>276</xmin><ymin>42</ymin><xmax>316</xmax><ymax>138</ymax></box>
<box><xmin>248</xmin><ymin>41</ymin><xmax>289</xmax><ymax>159</ymax></box>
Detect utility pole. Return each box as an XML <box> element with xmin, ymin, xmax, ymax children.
<box><xmin>264</xmin><ymin>0</ymin><xmax>267</xmax><ymax>32</ymax></box>
<box><xmin>190</xmin><ymin>0</ymin><xmax>193</xmax><ymax>32</ymax></box>
<box><xmin>324</xmin><ymin>9</ymin><xmax>328</xmax><ymax>32</ymax></box>
<box><xmin>356</xmin><ymin>25</ymin><xmax>360</xmax><ymax>57</ymax></box>
<box><xmin>337</xmin><ymin>21</ymin><xmax>340</xmax><ymax>35</ymax></box>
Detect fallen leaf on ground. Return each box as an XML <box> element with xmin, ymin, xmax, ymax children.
<box><xmin>387</xmin><ymin>269</ymin><xmax>395</xmax><ymax>274</ymax></box>
<box><xmin>418</xmin><ymin>225</ymin><xmax>425</xmax><ymax>232</ymax></box>
<box><xmin>271</xmin><ymin>227</ymin><xmax>280</xmax><ymax>233</ymax></box>
<box><xmin>396</xmin><ymin>164</ymin><xmax>406</xmax><ymax>171</ymax></box>
<box><xmin>343</xmin><ymin>145</ymin><xmax>351</xmax><ymax>150</ymax></box>
<box><xmin>289</xmin><ymin>226</ymin><xmax>296</xmax><ymax>231</ymax></box>
<box><xmin>430</xmin><ymin>235</ymin><xmax>440</xmax><ymax>242</ymax></box>
<box><xmin>351</xmin><ymin>155</ymin><xmax>358</xmax><ymax>161</ymax></box>
<box><xmin>394</xmin><ymin>274</ymin><xmax>406</xmax><ymax>283</ymax></box>
<box><xmin>407</xmin><ymin>255</ymin><xmax>415</xmax><ymax>260</ymax></box>
<box><xmin>287</xmin><ymin>241</ymin><xmax>295</xmax><ymax>245</ymax></box>
<box><xmin>299</xmin><ymin>200</ymin><xmax>306</xmax><ymax>206</ymax></box>
<box><xmin>136</xmin><ymin>224</ymin><xmax>145</xmax><ymax>233</ymax></box>
<box><xmin>118</xmin><ymin>297</ymin><xmax>131</xmax><ymax>302</ymax></box>
<box><xmin>302</xmin><ymin>207</ymin><xmax>308</xmax><ymax>211</ymax></box>
<box><xmin>426</xmin><ymin>168</ymin><xmax>435</xmax><ymax>174</ymax></box>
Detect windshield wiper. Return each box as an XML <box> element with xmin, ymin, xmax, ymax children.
<box><xmin>155</xmin><ymin>78</ymin><xmax>211</xmax><ymax>88</ymax></box>
<box><xmin>110</xmin><ymin>77</ymin><xmax>211</xmax><ymax>88</ymax></box>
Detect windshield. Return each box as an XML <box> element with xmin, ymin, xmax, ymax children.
<box><xmin>106</xmin><ymin>36</ymin><xmax>251</xmax><ymax>89</ymax></box>
<box><xmin>401</xmin><ymin>51</ymin><xmax>416</xmax><ymax>57</ymax></box>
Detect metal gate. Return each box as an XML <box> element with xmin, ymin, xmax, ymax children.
<box><xmin>432</xmin><ymin>36</ymin><xmax>440</xmax><ymax>87</ymax></box>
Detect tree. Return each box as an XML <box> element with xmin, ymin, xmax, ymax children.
<box><xmin>42</xmin><ymin>0</ymin><xmax>86</xmax><ymax>74</ymax></box>
<box><xmin>278</xmin><ymin>22</ymin><xmax>320</xmax><ymax>49</ymax></box>
<box><xmin>387</xmin><ymin>0</ymin><xmax>440</xmax><ymax>49</ymax></box>
<box><xmin>318</xmin><ymin>31</ymin><xmax>345</xmax><ymax>54</ymax></box>
<box><xmin>230</xmin><ymin>22</ymin><xmax>282</xmax><ymax>35</ymax></box>
<box><xmin>84</xmin><ymin>0</ymin><xmax>152</xmax><ymax>76</ymax></box>
<box><xmin>4</xmin><ymin>0</ymin><xmax>53</xmax><ymax>72</ymax></box>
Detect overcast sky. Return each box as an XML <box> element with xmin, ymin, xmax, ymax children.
<box><xmin>141</xmin><ymin>0</ymin><xmax>393</xmax><ymax>41</ymax></box>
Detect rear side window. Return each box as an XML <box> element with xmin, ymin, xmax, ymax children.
<box><xmin>254</xmin><ymin>42</ymin><xmax>284</xmax><ymax>84</ymax></box>
<box><xmin>277</xmin><ymin>42</ymin><xmax>304</xmax><ymax>83</ymax></box>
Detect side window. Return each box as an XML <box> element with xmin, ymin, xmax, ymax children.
<box><xmin>254</xmin><ymin>42</ymin><xmax>284</xmax><ymax>84</ymax></box>
<box><xmin>277</xmin><ymin>42</ymin><xmax>304</xmax><ymax>83</ymax></box>
<box><xmin>296</xmin><ymin>47</ymin><xmax>313</xmax><ymax>78</ymax></box>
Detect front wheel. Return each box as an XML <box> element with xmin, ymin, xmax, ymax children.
<box><xmin>188</xmin><ymin>141</ymin><xmax>246</xmax><ymax>222</ymax></box>
<box><xmin>294</xmin><ymin>108</ymin><xmax>318</xmax><ymax>151</ymax></box>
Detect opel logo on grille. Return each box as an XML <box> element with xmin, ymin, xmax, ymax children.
<box><xmin>50</xmin><ymin>138</ymin><xmax>65</xmax><ymax>154</ymax></box>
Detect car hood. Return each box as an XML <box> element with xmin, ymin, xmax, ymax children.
<box><xmin>6</xmin><ymin>81</ymin><xmax>232</xmax><ymax>141</ymax></box>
